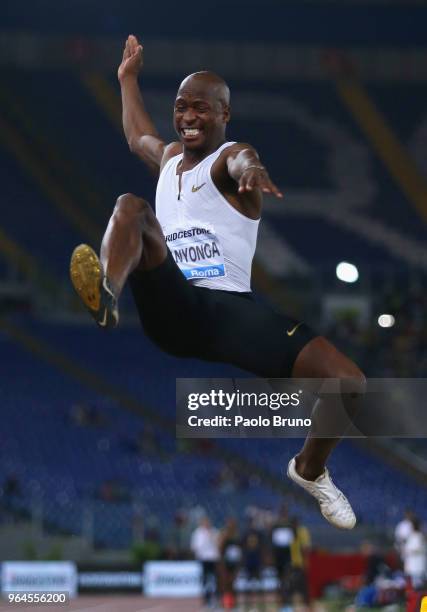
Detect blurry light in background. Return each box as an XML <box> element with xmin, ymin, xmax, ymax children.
<box><xmin>336</xmin><ymin>261</ymin><xmax>359</xmax><ymax>283</ymax></box>
<box><xmin>378</xmin><ymin>314</ymin><xmax>395</xmax><ymax>328</ymax></box>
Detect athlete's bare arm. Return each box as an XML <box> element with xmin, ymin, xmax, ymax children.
<box><xmin>118</xmin><ymin>35</ymin><xmax>181</xmax><ymax>174</ymax></box>
<box><xmin>212</xmin><ymin>143</ymin><xmax>283</xmax><ymax>220</ymax></box>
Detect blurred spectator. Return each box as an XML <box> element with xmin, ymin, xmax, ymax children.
<box><xmin>242</xmin><ymin>518</ymin><xmax>264</xmax><ymax>581</ymax></box>
<box><xmin>245</xmin><ymin>504</ymin><xmax>275</xmax><ymax>531</ymax></box>
<box><xmin>395</xmin><ymin>508</ymin><xmax>415</xmax><ymax>560</ymax></box>
<box><xmin>219</xmin><ymin>517</ymin><xmax>242</xmax><ymax>609</ymax></box>
<box><xmin>170</xmin><ymin>510</ymin><xmax>192</xmax><ymax>559</ymax></box>
<box><xmin>402</xmin><ymin>517</ymin><xmax>427</xmax><ymax>589</ymax></box>
<box><xmin>240</xmin><ymin>518</ymin><xmax>265</xmax><ymax>609</ymax></box>
<box><xmin>354</xmin><ymin>540</ymin><xmax>406</xmax><ymax>609</ymax></box>
<box><xmin>144</xmin><ymin>514</ymin><xmax>161</xmax><ymax>545</ymax></box>
<box><xmin>271</xmin><ymin>506</ymin><xmax>294</xmax><ymax>604</ymax></box>
<box><xmin>190</xmin><ymin>516</ymin><xmax>220</xmax><ymax>607</ymax></box>
<box><xmin>361</xmin><ymin>541</ymin><xmax>387</xmax><ymax>587</ymax></box>
<box><xmin>287</xmin><ymin>516</ymin><xmax>311</xmax><ymax>607</ymax></box>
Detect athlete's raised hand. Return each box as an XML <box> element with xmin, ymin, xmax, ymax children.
<box><xmin>118</xmin><ymin>35</ymin><xmax>143</xmax><ymax>82</ymax></box>
<box><xmin>238</xmin><ymin>165</ymin><xmax>283</xmax><ymax>198</ymax></box>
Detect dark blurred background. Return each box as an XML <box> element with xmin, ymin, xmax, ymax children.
<box><xmin>0</xmin><ymin>0</ymin><xmax>426</xmax><ymax>609</ymax></box>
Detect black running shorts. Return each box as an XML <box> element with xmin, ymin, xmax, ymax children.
<box><xmin>129</xmin><ymin>251</ymin><xmax>317</xmax><ymax>377</ymax></box>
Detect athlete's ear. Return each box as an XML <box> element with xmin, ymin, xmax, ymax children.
<box><xmin>222</xmin><ymin>104</ymin><xmax>231</xmax><ymax>124</ymax></box>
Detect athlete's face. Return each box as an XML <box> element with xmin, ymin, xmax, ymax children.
<box><xmin>174</xmin><ymin>78</ymin><xmax>230</xmax><ymax>151</ymax></box>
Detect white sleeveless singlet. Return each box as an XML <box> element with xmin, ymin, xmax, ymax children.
<box><xmin>155</xmin><ymin>142</ymin><xmax>260</xmax><ymax>292</ymax></box>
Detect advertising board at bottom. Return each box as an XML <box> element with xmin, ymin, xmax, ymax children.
<box><xmin>143</xmin><ymin>561</ymin><xmax>203</xmax><ymax>597</ymax></box>
<box><xmin>1</xmin><ymin>561</ymin><xmax>77</xmax><ymax>597</ymax></box>
<box><xmin>0</xmin><ymin>561</ymin><xmax>280</xmax><ymax>599</ymax></box>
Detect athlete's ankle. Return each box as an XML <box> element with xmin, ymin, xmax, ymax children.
<box><xmin>100</xmin><ymin>256</ymin><xmax>122</xmax><ymax>298</ymax></box>
<box><xmin>295</xmin><ymin>455</ymin><xmax>324</xmax><ymax>481</ymax></box>
<box><xmin>101</xmin><ymin>267</ymin><xmax>121</xmax><ymax>299</ymax></box>
<box><xmin>106</xmin><ymin>276</ymin><xmax>120</xmax><ymax>299</ymax></box>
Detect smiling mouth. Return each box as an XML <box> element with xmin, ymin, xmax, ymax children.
<box><xmin>181</xmin><ymin>128</ymin><xmax>201</xmax><ymax>139</ymax></box>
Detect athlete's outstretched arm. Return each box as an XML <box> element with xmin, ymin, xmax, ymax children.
<box><xmin>118</xmin><ymin>35</ymin><xmax>168</xmax><ymax>173</ymax></box>
<box><xmin>226</xmin><ymin>145</ymin><xmax>283</xmax><ymax>198</ymax></box>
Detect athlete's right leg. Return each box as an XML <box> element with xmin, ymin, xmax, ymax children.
<box><xmin>70</xmin><ymin>193</ymin><xmax>167</xmax><ymax>328</ymax></box>
<box><xmin>100</xmin><ymin>193</ymin><xmax>167</xmax><ymax>296</ymax></box>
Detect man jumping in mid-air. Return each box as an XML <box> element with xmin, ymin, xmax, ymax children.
<box><xmin>70</xmin><ymin>35</ymin><xmax>365</xmax><ymax>529</ymax></box>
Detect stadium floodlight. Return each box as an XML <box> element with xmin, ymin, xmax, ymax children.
<box><xmin>336</xmin><ymin>261</ymin><xmax>359</xmax><ymax>283</ymax></box>
<box><xmin>378</xmin><ymin>314</ymin><xmax>395</xmax><ymax>328</ymax></box>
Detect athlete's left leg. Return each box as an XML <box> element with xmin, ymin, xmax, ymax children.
<box><xmin>199</xmin><ymin>290</ymin><xmax>365</xmax><ymax>529</ymax></box>
<box><xmin>291</xmin><ymin>336</ymin><xmax>366</xmax><ymax>481</ymax></box>
<box><xmin>286</xmin><ymin>336</ymin><xmax>366</xmax><ymax>529</ymax></box>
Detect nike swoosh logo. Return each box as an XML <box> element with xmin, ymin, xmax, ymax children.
<box><xmin>192</xmin><ymin>183</ymin><xmax>206</xmax><ymax>193</ymax></box>
<box><xmin>98</xmin><ymin>308</ymin><xmax>108</xmax><ymax>327</ymax></box>
<box><xmin>286</xmin><ymin>323</ymin><xmax>302</xmax><ymax>337</ymax></box>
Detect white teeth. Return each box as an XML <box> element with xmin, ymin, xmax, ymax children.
<box><xmin>183</xmin><ymin>129</ymin><xmax>199</xmax><ymax>136</ymax></box>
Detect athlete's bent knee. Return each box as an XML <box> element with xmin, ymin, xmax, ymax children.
<box><xmin>335</xmin><ymin>366</ymin><xmax>366</xmax><ymax>396</ymax></box>
<box><xmin>114</xmin><ymin>193</ymin><xmax>150</xmax><ymax>218</ymax></box>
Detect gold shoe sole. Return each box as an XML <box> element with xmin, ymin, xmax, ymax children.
<box><xmin>70</xmin><ymin>244</ymin><xmax>102</xmax><ymax>312</ymax></box>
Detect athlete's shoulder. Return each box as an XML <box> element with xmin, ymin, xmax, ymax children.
<box><xmin>160</xmin><ymin>141</ymin><xmax>183</xmax><ymax>172</ymax></box>
<box><xmin>212</xmin><ymin>142</ymin><xmax>258</xmax><ymax>176</ymax></box>
<box><xmin>215</xmin><ymin>142</ymin><xmax>258</xmax><ymax>166</ymax></box>
<box><xmin>221</xmin><ymin>142</ymin><xmax>257</xmax><ymax>156</ymax></box>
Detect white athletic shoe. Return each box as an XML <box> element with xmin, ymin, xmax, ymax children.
<box><xmin>287</xmin><ymin>456</ymin><xmax>356</xmax><ymax>530</ymax></box>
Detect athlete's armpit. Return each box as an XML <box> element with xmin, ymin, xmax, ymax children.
<box><xmin>160</xmin><ymin>141</ymin><xmax>183</xmax><ymax>172</ymax></box>
<box><xmin>129</xmin><ymin>135</ymin><xmax>167</xmax><ymax>175</ymax></box>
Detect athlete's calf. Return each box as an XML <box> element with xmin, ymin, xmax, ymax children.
<box><xmin>292</xmin><ymin>336</ymin><xmax>366</xmax><ymax>481</ymax></box>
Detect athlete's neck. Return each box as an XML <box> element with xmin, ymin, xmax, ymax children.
<box><xmin>181</xmin><ymin>139</ymin><xmax>226</xmax><ymax>169</ymax></box>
